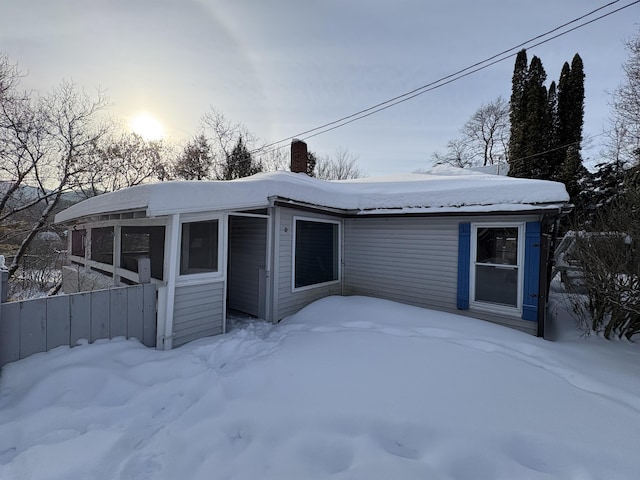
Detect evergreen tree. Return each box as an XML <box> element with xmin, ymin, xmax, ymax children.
<box><xmin>306</xmin><ymin>151</ymin><xmax>317</xmax><ymax>177</ymax></box>
<box><xmin>508</xmin><ymin>49</ymin><xmax>529</xmax><ymax>176</ymax></box>
<box><xmin>546</xmin><ymin>80</ymin><xmax>560</xmax><ymax>176</ymax></box>
<box><xmin>556</xmin><ymin>54</ymin><xmax>585</xmax><ymax>183</ymax></box>
<box><xmin>508</xmin><ymin>50</ymin><xmax>585</xmax><ymax>188</ymax></box>
<box><xmin>223</xmin><ymin>136</ymin><xmax>262</xmax><ymax>180</ymax></box>
<box><xmin>558</xmin><ymin>145</ymin><xmax>585</xmax><ymax>202</ymax></box>
<box><xmin>521</xmin><ymin>56</ymin><xmax>551</xmax><ymax>179</ymax></box>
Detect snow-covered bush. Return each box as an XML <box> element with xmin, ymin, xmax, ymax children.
<box><xmin>568</xmin><ymin>187</ymin><xmax>640</xmax><ymax>339</ymax></box>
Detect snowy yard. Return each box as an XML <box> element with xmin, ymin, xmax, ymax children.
<box><xmin>1</xmin><ymin>295</ymin><xmax>639</xmax><ymax>480</ymax></box>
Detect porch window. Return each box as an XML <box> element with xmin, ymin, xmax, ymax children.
<box><xmin>71</xmin><ymin>229</ymin><xmax>86</xmax><ymax>257</ymax></box>
<box><xmin>90</xmin><ymin>227</ymin><xmax>114</xmax><ymax>265</ymax></box>
<box><xmin>121</xmin><ymin>226</ymin><xmax>166</xmax><ymax>280</ymax></box>
<box><xmin>293</xmin><ymin>218</ymin><xmax>340</xmax><ymax>289</ymax></box>
<box><xmin>180</xmin><ymin>220</ymin><xmax>218</xmax><ymax>275</ymax></box>
<box><xmin>472</xmin><ymin>226</ymin><xmax>522</xmax><ymax>308</ymax></box>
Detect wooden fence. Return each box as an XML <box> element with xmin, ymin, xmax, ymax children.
<box><xmin>0</xmin><ymin>282</ymin><xmax>157</xmax><ymax>368</ymax></box>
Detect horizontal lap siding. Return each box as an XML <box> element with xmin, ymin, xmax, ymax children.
<box><xmin>344</xmin><ymin>214</ymin><xmax>541</xmax><ymax>334</ymax></box>
<box><xmin>172</xmin><ymin>281</ymin><xmax>224</xmax><ymax>347</ymax></box>
<box><xmin>344</xmin><ymin>217</ymin><xmax>458</xmax><ymax>311</ymax></box>
<box><xmin>276</xmin><ymin>208</ymin><xmax>342</xmax><ymax>320</ymax></box>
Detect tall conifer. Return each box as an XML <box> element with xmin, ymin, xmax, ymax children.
<box><xmin>508</xmin><ymin>49</ymin><xmax>529</xmax><ymax>177</ymax></box>
<box><xmin>508</xmin><ymin>50</ymin><xmax>584</xmax><ymax>187</ymax></box>
<box><xmin>522</xmin><ymin>56</ymin><xmax>551</xmax><ymax>179</ymax></box>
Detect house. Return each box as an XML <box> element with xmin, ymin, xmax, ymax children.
<box><xmin>54</xmin><ymin>140</ymin><xmax>570</xmax><ymax>348</ymax></box>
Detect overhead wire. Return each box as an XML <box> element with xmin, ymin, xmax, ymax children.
<box><xmin>249</xmin><ymin>0</ymin><xmax>639</xmax><ymax>159</ymax></box>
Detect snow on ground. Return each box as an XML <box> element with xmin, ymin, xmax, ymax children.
<box><xmin>1</xmin><ymin>296</ymin><xmax>639</xmax><ymax>480</ymax></box>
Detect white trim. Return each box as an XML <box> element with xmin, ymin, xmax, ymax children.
<box><xmin>74</xmin><ymin>217</ymin><xmax>168</xmax><ymax>229</ymax></box>
<box><xmin>222</xmin><ymin>213</ymin><xmax>229</xmax><ymax>334</ymax></box>
<box><xmin>264</xmin><ymin>211</ymin><xmax>273</xmax><ymax>322</ymax></box>
<box><xmin>113</xmin><ymin>225</ymin><xmax>122</xmax><ymax>285</ymax></box>
<box><xmin>291</xmin><ymin>216</ymin><xmax>342</xmax><ymax>293</ymax></box>
<box><xmin>161</xmin><ymin>214</ymin><xmax>181</xmax><ymax>350</ymax></box>
<box><xmin>225</xmin><ymin>212</ymin><xmax>269</xmax><ymax>219</ymax></box>
<box><xmin>175</xmin><ymin>276</ymin><xmax>225</xmax><ymax>288</ymax></box>
<box><xmin>272</xmin><ymin>207</ymin><xmax>281</xmax><ymax>322</ymax></box>
<box><xmin>177</xmin><ymin>214</ymin><xmax>224</xmax><ymax>280</ymax></box>
<box><xmin>469</xmin><ymin>222</ymin><xmax>524</xmax><ymax>315</ymax></box>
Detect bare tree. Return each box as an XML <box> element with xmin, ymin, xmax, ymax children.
<box><xmin>76</xmin><ymin>131</ymin><xmax>167</xmax><ymax>196</ymax></box>
<box><xmin>201</xmin><ymin>107</ymin><xmax>261</xmax><ymax>180</ymax></box>
<box><xmin>0</xmin><ymin>56</ymin><xmax>45</xmax><ymax>221</ymax></box>
<box><xmin>315</xmin><ymin>147</ymin><xmax>364</xmax><ymax>180</ymax></box>
<box><xmin>461</xmin><ymin>96</ymin><xmax>510</xmax><ymax>166</ymax></box>
<box><xmin>259</xmin><ymin>146</ymin><xmax>289</xmax><ymax>172</ymax></box>
<box><xmin>172</xmin><ymin>133</ymin><xmax>213</xmax><ymax>180</ymax></box>
<box><xmin>0</xmin><ymin>53</ymin><xmax>20</xmax><ymax>101</ymax></box>
<box><xmin>606</xmin><ymin>30</ymin><xmax>640</xmax><ymax>167</ymax></box>
<box><xmin>431</xmin><ymin>138</ymin><xmax>473</xmax><ymax>168</ymax></box>
<box><xmin>431</xmin><ymin>97</ymin><xmax>510</xmax><ymax>169</ymax></box>
<box><xmin>566</xmin><ymin>181</ymin><xmax>640</xmax><ymax>339</ymax></box>
<box><xmin>4</xmin><ymin>80</ymin><xmax>109</xmax><ymax>278</ymax></box>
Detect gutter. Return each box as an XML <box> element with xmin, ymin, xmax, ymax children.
<box><xmin>269</xmin><ymin>196</ymin><xmax>571</xmax><ymax>219</ymax></box>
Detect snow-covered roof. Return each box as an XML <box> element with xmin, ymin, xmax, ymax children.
<box><xmin>55</xmin><ymin>166</ymin><xmax>570</xmax><ymax>223</ymax></box>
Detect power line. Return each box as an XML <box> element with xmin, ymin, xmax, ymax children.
<box><xmin>250</xmin><ymin>0</ymin><xmax>639</xmax><ymax>158</ymax></box>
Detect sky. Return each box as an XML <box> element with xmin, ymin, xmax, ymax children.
<box><xmin>1</xmin><ymin>0</ymin><xmax>639</xmax><ymax>176</ymax></box>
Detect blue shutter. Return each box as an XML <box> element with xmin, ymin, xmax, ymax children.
<box><xmin>457</xmin><ymin>223</ymin><xmax>471</xmax><ymax>310</ymax></box>
<box><xmin>522</xmin><ymin>222</ymin><xmax>541</xmax><ymax>321</ymax></box>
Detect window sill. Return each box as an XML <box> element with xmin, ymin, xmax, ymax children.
<box><xmin>176</xmin><ymin>273</ymin><xmax>224</xmax><ymax>287</ymax></box>
<box><xmin>292</xmin><ymin>279</ymin><xmax>341</xmax><ymax>294</ymax></box>
<box><xmin>470</xmin><ymin>300</ymin><xmax>521</xmax><ymax>318</ymax></box>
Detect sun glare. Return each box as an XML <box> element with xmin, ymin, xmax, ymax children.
<box><xmin>130</xmin><ymin>113</ymin><xmax>165</xmax><ymax>141</ymax></box>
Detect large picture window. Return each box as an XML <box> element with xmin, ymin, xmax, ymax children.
<box><xmin>294</xmin><ymin>218</ymin><xmax>340</xmax><ymax>289</ymax></box>
<box><xmin>90</xmin><ymin>227</ymin><xmax>114</xmax><ymax>265</ymax></box>
<box><xmin>121</xmin><ymin>226</ymin><xmax>166</xmax><ymax>280</ymax></box>
<box><xmin>472</xmin><ymin>225</ymin><xmax>522</xmax><ymax>308</ymax></box>
<box><xmin>180</xmin><ymin>220</ymin><xmax>219</xmax><ymax>275</ymax></box>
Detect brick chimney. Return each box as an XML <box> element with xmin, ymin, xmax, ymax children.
<box><xmin>291</xmin><ymin>139</ymin><xmax>308</xmax><ymax>174</ymax></box>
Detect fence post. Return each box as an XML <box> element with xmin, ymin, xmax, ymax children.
<box><xmin>0</xmin><ymin>255</ymin><xmax>8</xmax><ymax>303</ymax></box>
<box><xmin>137</xmin><ymin>257</ymin><xmax>151</xmax><ymax>284</ymax></box>
<box><xmin>0</xmin><ymin>256</ymin><xmax>8</xmax><ymax>361</ymax></box>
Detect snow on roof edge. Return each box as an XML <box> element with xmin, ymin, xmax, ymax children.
<box><xmin>55</xmin><ymin>169</ymin><xmax>570</xmax><ymax>224</ymax></box>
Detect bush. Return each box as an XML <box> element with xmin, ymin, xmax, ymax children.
<box><xmin>567</xmin><ymin>186</ymin><xmax>640</xmax><ymax>339</ymax></box>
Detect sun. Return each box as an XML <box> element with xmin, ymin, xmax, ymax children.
<box><xmin>130</xmin><ymin>113</ymin><xmax>165</xmax><ymax>141</ymax></box>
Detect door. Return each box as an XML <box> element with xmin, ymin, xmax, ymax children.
<box><xmin>227</xmin><ymin>216</ymin><xmax>267</xmax><ymax>317</ymax></box>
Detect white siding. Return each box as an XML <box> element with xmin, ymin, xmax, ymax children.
<box><xmin>275</xmin><ymin>208</ymin><xmax>342</xmax><ymax>320</ymax></box>
<box><xmin>228</xmin><ymin>216</ymin><xmax>267</xmax><ymax>317</ymax></box>
<box><xmin>172</xmin><ymin>281</ymin><xmax>224</xmax><ymax>347</ymax></box>
<box><xmin>343</xmin><ymin>214</ymin><xmax>540</xmax><ymax>334</ymax></box>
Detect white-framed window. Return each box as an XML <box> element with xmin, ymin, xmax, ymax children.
<box><xmin>179</xmin><ymin>218</ymin><xmax>220</xmax><ymax>276</ymax></box>
<box><xmin>292</xmin><ymin>216</ymin><xmax>341</xmax><ymax>291</ymax></box>
<box><xmin>470</xmin><ymin>223</ymin><xmax>524</xmax><ymax>312</ymax></box>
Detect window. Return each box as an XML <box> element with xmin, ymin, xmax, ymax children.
<box><xmin>121</xmin><ymin>226</ymin><xmax>166</xmax><ymax>280</ymax></box>
<box><xmin>472</xmin><ymin>225</ymin><xmax>522</xmax><ymax>308</ymax></box>
<box><xmin>180</xmin><ymin>220</ymin><xmax>218</xmax><ymax>275</ymax></box>
<box><xmin>90</xmin><ymin>227</ymin><xmax>114</xmax><ymax>265</ymax></box>
<box><xmin>71</xmin><ymin>229</ymin><xmax>86</xmax><ymax>257</ymax></box>
<box><xmin>294</xmin><ymin>218</ymin><xmax>340</xmax><ymax>289</ymax></box>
